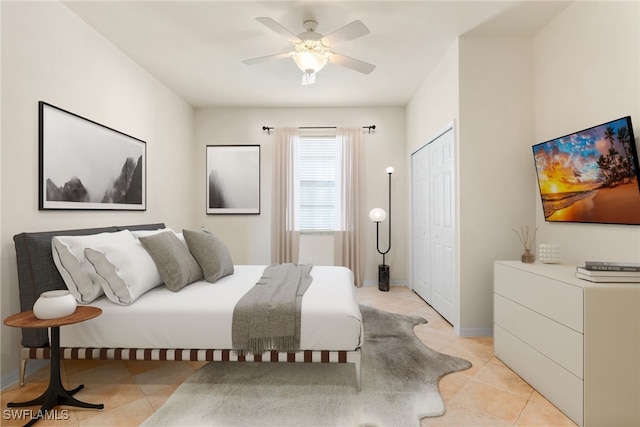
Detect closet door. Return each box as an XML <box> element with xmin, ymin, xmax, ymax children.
<box><xmin>411</xmin><ymin>125</ymin><xmax>456</xmax><ymax>326</ymax></box>
<box><xmin>429</xmin><ymin>128</ymin><xmax>455</xmax><ymax>324</ymax></box>
<box><xmin>411</xmin><ymin>145</ymin><xmax>430</xmax><ymax>300</ymax></box>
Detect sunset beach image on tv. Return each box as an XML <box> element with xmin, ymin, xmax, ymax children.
<box><xmin>532</xmin><ymin>116</ymin><xmax>640</xmax><ymax>225</ymax></box>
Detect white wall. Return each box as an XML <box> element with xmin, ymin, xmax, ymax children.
<box><xmin>193</xmin><ymin>107</ymin><xmax>407</xmax><ymax>285</ymax></box>
<box><xmin>407</xmin><ymin>37</ymin><xmax>535</xmax><ymax>336</ymax></box>
<box><xmin>0</xmin><ymin>1</ymin><xmax>195</xmax><ymax>383</ymax></box>
<box><xmin>406</xmin><ymin>40</ymin><xmax>460</xmax><ymax>155</ymax></box>
<box><xmin>533</xmin><ymin>1</ymin><xmax>640</xmax><ymax>263</ymax></box>
<box><xmin>457</xmin><ymin>36</ymin><xmax>535</xmax><ymax>335</ymax></box>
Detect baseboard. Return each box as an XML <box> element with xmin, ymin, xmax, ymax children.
<box><xmin>1</xmin><ymin>359</ymin><xmax>49</xmax><ymax>390</ymax></box>
<box><xmin>456</xmin><ymin>326</ymin><xmax>494</xmax><ymax>337</ymax></box>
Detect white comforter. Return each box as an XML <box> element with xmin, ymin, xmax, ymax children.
<box><xmin>59</xmin><ymin>265</ymin><xmax>363</xmax><ymax>351</ymax></box>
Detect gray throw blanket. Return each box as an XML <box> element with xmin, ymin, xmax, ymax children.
<box><xmin>232</xmin><ymin>263</ymin><xmax>313</xmax><ymax>355</ymax></box>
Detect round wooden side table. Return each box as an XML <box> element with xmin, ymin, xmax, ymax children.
<box><xmin>4</xmin><ymin>306</ymin><xmax>104</xmax><ymax>427</ymax></box>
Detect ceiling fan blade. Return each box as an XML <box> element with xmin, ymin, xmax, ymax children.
<box><xmin>242</xmin><ymin>51</ymin><xmax>292</xmax><ymax>65</ymax></box>
<box><xmin>255</xmin><ymin>17</ymin><xmax>301</xmax><ymax>43</ymax></box>
<box><xmin>328</xmin><ymin>52</ymin><xmax>375</xmax><ymax>75</ymax></box>
<box><xmin>321</xmin><ymin>20</ymin><xmax>370</xmax><ymax>47</ymax></box>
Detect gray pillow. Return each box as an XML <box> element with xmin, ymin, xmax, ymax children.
<box><xmin>139</xmin><ymin>231</ymin><xmax>203</xmax><ymax>291</ymax></box>
<box><xmin>183</xmin><ymin>229</ymin><xmax>234</xmax><ymax>283</ymax></box>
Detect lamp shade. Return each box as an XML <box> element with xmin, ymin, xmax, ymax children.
<box><xmin>369</xmin><ymin>208</ymin><xmax>387</xmax><ymax>223</ymax></box>
<box><xmin>293</xmin><ymin>51</ymin><xmax>327</xmax><ymax>73</ymax></box>
<box><xmin>293</xmin><ymin>40</ymin><xmax>328</xmax><ymax>74</ymax></box>
<box><xmin>386</xmin><ymin>166</ymin><xmax>394</xmax><ymax>174</ymax></box>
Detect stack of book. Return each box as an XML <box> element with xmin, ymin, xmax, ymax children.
<box><xmin>576</xmin><ymin>261</ymin><xmax>640</xmax><ymax>283</ymax></box>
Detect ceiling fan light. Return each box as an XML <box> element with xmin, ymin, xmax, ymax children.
<box><xmin>292</xmin><ymin>40</ymin><xmax>328</xmax><ymax>74</ymax></box>
<box><xmin>293</xmin><ymin>52</ymin><xmax>326</xmax><ymax>73</ymax></box>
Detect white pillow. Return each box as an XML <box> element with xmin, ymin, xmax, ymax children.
<box><xmin>85</xmin><ymin>240</ymin><xmax>163</xmax><ymax>305</ymax></box>
<box><xmin>51</xmin><ymin>230</ymin><xmax>135</xmax><ymax>303</ymax></box>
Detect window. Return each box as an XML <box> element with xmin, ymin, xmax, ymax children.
<box><xmin>294</xmin><ymin>133</ymin><xmax>342</xmax><ymax>231</ymax></box>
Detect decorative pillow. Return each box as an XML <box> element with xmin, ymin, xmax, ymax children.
<box><xmin>84</xmin><ymin>240</ymin><xmax>163</xmax><ymax>305</ymax></box>
<box><xmin>139</xmin><ymin>231</ymin><xmax>203</xmax><ymax>291</ymax></box>
<box><xmin>183</xmin><ymin>229</ymin><xmax>234</xmax><ymax>283</ymax></box>
<box><xmin>51</xmin><ymin>230</ymin><xmax>135</xmax><ymax>303</ymax></box>
<box><xmin>132</xmin><ymin>227</ymin><xmax>187</xmax><ymax>245</ymax></box>
<box><xmin>131</xmin><ymin>227</ymin><xmax>174</xmax><ymax>238</ymax></box>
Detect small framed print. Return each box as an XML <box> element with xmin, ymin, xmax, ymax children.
<box><xmin>39</xmin><ymin>101</ymin><xmax>146</xmax><ymax>210</ymax></box>
<box><xmin>206</xmin><ymin>145</ymin><xmax>260</xmax><ymax>214</ymax></box>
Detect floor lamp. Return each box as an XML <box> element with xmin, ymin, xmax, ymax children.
<box><xmin>369</xmin><ymin>166</ymin><xmax>393</xmax><ymax>291</ymax></box>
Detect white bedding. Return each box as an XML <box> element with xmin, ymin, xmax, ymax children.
<box><xmin>60</xmin><ymin>265</ymin><xmax>363</xmax><ymax>351</ymax></box>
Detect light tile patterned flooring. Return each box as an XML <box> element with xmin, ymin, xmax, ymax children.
<box><xmin>1</xmin><ymin>286</ymin><xmax>576</xmax><ymax>426</ymax></box>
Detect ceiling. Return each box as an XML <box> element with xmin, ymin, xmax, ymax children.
<box><xmin>62</xmin><ymin>1</ymin><xmax>571</xmax><ymax>108</ymax></box>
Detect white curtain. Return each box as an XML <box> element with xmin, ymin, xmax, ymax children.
<box><xmin>271</xmin><ymin>127</ymin><xmax>299</xmax><ymax>263</ymax></box>
<box><xmin>272</xmin><ymin>126</ymin><xmax>363</xmax><ymax>287</ymax></box>
<box><xmin>336</xmin><ymin>127</ymin><xmax>363</xmax><ymax>287</ymax></box>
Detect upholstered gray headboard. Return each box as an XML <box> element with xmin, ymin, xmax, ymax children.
<box><xmin>13</xmin><ymin>223</ymin><xmax>165</xmax><ymax>347</ymax></box>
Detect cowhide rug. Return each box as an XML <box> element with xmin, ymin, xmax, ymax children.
<box><xmin>141</xmin><ymin>305</ymin><xmax>471</xmax><ymax>426</ymax></box>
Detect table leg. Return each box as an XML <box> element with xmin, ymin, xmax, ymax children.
<box><xmin>6</xmin><ymin>327</ymin><xmax>103</xmax><ymax>426</ymax></box>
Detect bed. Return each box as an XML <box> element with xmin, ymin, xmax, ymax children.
<box><xmin>12</xmin><ymin>224</ymin><xmax>363</xmax><ymax>389</ymax></box>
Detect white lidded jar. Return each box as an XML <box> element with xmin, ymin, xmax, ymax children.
<box><xmin>33</xmin><ymin>290</ymin><xmax>77</xmax><ymax>319</ymax></box>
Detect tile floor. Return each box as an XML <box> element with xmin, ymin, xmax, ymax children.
<box><xmin>1</xmin><ymin>286</ymin><xmax>577</xmax><ymax>427</ymax></box>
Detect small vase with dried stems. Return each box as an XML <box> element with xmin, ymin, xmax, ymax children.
<box><xmin>511</xmin><ymin>225</ymin><xmax>538</xmax><ymax>263</ymax></box>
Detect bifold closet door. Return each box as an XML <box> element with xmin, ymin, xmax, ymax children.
<box><xmin>411</xmin><ymin>145</ymin><xmax>430</xmax><ymax>301</ymax></box>
<box><xmin>411</xmin><ymin>126</ymin><xmax>456</xmax><ymax>326</ymax></box>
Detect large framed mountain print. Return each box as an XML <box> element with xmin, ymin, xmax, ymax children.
<box><xmin>39</xmin><ymin>101</ymin><xmax>146</xmax><ymax>211</ymax></box>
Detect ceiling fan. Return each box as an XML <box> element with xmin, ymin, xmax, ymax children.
<box><xmin>243</xmin><ymin>17</ymin><xmax>375</xmax><ymax>85</ymax></box>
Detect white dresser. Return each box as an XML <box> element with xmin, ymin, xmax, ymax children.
<box><xmin>493</xmin><ymin>261</ymin><xmax>640</xmax><ymax>427</ymax></box>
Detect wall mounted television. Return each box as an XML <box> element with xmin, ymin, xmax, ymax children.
<box><xmin>532</xmin><ymin>116</ymin><xmax>640</xmax><ymax>225</ymax></box>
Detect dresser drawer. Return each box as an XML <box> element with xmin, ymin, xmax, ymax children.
<box><xmin>494</xmin><ymin>325</ymin><xmax>583</xmax><ymax>425</ymax></box>
<box><xmin>494</xmin><ymin>263</ymin><xmax>583</xmax><ymax>332</ymax></box>
<box><xmin>494</xmin><ymin>294</ymin><xmax>583</xmax><ymax>378</ymax></box>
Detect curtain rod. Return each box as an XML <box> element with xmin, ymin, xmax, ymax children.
<box><xmin>261</xmin><ymin>125</ymin><xmax>376</xmax><ymax>135</ymax></box>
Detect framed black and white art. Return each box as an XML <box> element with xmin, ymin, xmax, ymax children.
<box><xmin>206</xmin><ymin>145</ymin><xmax>260</xmax><ymax>214</ymax></box>
<box><xmin>39</xmin><ymin>101</ymin><xmax>146</xmax><ymax>210</ymax></box>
